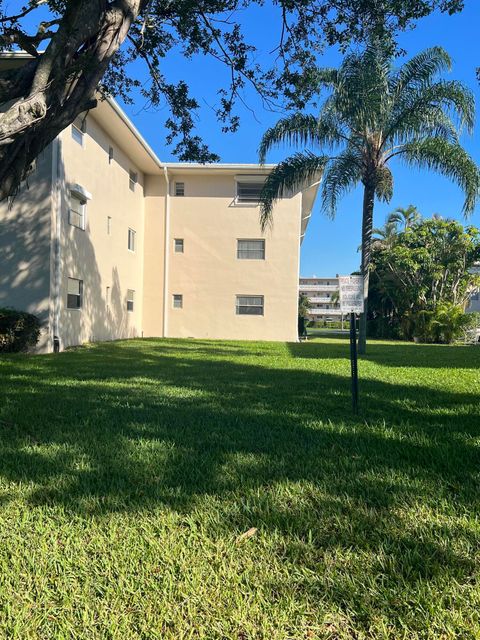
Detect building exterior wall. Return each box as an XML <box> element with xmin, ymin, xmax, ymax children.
<box><xmin>0</xmin><ymin>146</ymin><xmax>53</xmax><ymax>351</ymax></box>
<box><xmin>142</xmin><ymin>174</ymin><xmax>167</xmax><ymax>337</ymax></box>
<box><xmin>166</xmin><ymin>173</ymin><xmax>302</xmax><ymax>342</ymax></box>
<box><xmin>299</xmin><ymin>277</ymin><xmax>342</xmax><ymax>322</ymax></box>
<box><xmin>0</xmin><ymin>101</ymin><xmax>311</xmax><ymax>351</ymax></box>
<box><xmin>56</xmin><ymin>116</ymin><xmax>145</xmax><ymax>349</ymax></box>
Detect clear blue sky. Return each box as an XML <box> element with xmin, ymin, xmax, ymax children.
<box><xmin>118</xmin><ymin>1</ymin><xmax>480</xmax><ymax>277</ymax></box>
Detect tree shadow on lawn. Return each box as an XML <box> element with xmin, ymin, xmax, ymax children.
<box><xmin>0</xmin><ymin>340</ymin><xmax>479</xmax><ymax>604</ymax></box>
<box><xmin>289</xmin><ymin>337</ymin><xmax>480</xmax><ymax>369</ymax></box>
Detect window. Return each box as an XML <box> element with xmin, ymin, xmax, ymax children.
<box><xmin>107</xmin><ymin>216</ymin><xmax>112</xmax><ymax>235</ymax></box>
<box><xmin>67</xmin><ymin>278</ymin><xmax>83</xmax><ymax>309</ymax></box>
<box><xmin>236</xmin><ymin>181</ymin><xmax>264</xmax><ymax>204</ymax></box>
<box><xmin>127</xmin><ymin>289</ymin><xmax>135</xmax><ymax>312</ymax></box>
<box><xmin>173</xmin><ymin>294</ymin><xmax>183</xmax><ymax>309</ymax></box>
<box><xmin>109</xmin><ymin>146</ymin><xmax>114</xmax><ymax>164</ymax></box>
<box><xmin>237</xmin><ymin>239</ymin><xmax>265</xmax><ymax>260</ymax></box>
<box><xmin>128</xmin><ymin>228</ymin><xmax>136</xmax><ymax>252</ymax></box>
<box><xmin>72</xmin><ymin>115</ymin><xmax>86</xmax><ymax>145</ymax></box>
<box><xmin>69</xmin><ymin>192</ymin><xmax>86</xmax><ymax>229</ymax></box>
<box><xmin>106</xmin><ymin>286</ymin><xmax>110</xmax><ymax>310</ymax></box>
<box><xmin>236</xmin><ymin>295</ymin><xmax>264</xmax><ymax>315</ymax></box>
<box><xmin>174</xmin><ymin>182</ymin><xmax>185</xmax><ymax>197</ymax></box>
<box><xmin>129</xmin><ymin>170</ymin><xmax>138</xmax><ymax>191</ymax></box>
<box><xmin>174</xmin><ymin>238</ymin><xmax>184</xmax><ymax>253</ymax></box>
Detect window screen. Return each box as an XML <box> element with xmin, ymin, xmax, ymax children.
<box><xmin>128</xmin><ymin>228</ymin><xmax>136</xmax><ymax>252</ymax></box>
<box><xmin>127</xmin><ymin>290</ymin><xmax>135</xmax><ymax>312</ymax></box>
<box><xmin>67</xmin><ymin>278</ymin><xmax>83</xmax><ymax>309</ymax></box>
<box><xmin>69</xmin><ymin>193</ymin><xmax>85</xmax><ymax>229</ymax></box>
<box><xmin>175</xmin><ymin>182</ymin><xmax>185</xmax><ymax>196</ymax></box>
<box><xmin>129</xmin><ymin>170</ymin><xmax>138</xmax><ymax>191</ymax></box>
<box><xmin>236</xmin><ymin>295</ymin><xmax>264</xmax><ymax>315</ymax></box>
<box><xmin>72</xmin><ymin>115</ymin><xmax>86</xmax><ymax>144</ymax></box>
<box><xmin>236</xmin><ymin>181</ymin><xmax>264</xmax><ymax>203</ymax></box>
<box><xmin>173</xmin><ymin>294</ymin><xmax>183</xmax><ymax>308</ymax></box>
<box><xmin>237</xmin><ymin>239</ymin><xmax>265</xmax><ymax>259</ymax></box>
<box><xmin>174</xmin><ymin>238</ymin><xmax>184</xmax><ymax>253</ymax></box>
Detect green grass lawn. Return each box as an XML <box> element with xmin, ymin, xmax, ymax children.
<box><xmin>0</xmin><ymin>337</ymin><xmax>479</xmax><ymax>639</ymax></box>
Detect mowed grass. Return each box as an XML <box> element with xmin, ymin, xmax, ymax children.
<box><xmin>0</xmin><ymin>337</ymin><xmax>479</xmax><ymax>639</ymax></box>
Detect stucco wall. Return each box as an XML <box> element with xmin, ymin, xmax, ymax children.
<box><xmin>166</xmin><ymin>172</ymin><xmax>302</xmax><ymax>342</ymax></box>
<box><xmin>142</xmin><ymin>175</ymin><xmax>166</xmax><ymax>337</ymax></box>
<box><xmin>56</xmin><ymin>116</ymin><xmax>145</xmax><ymax>349</ymax></box>
<box><xmin>0</xmin><ymin>146</ymin><xmax>53</xmax><ymax>351</ymax></box>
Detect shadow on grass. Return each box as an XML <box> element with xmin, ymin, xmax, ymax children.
<box><xmin>0</xmin><ymin>338</ymin><xmax>479</xmax><ymax>600</ymax></box>
<box><xmin>289</xmin><ymin>335</ymin><xmax>480</xmax><ymax>369</ymax></box>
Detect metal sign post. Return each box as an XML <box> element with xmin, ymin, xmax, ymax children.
<box><xmin>339</xmin><ymin>276</ymin><xmax>364</xmax><ymax>414</ymax></box>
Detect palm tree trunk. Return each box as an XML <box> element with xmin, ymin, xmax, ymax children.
<box><xmin>358</xmin><ymin>182</ymin><xmax>375</xmax><ymax>354</ymax></box>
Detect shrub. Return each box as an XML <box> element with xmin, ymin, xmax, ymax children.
<box><xmin>0</xmin><ymin>308</ymin><xmax>41</xmax><ymax>353</ymax></box>
<box><xmin>405</xmin><ymin>303</ymin><xmax>471</xmax><ymax>344</ymax></box>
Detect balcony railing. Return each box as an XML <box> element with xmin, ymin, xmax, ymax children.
<box><xmin>299</xmin><ymin>284</ymin><xmax>339</xmax><ymax>292</ymax></box>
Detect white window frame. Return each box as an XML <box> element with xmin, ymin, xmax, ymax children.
<box><xmin>174</xmin><ymin>182</ymin><xmax>185</xmax><ymax>197</ymax></box>
<box><xmin>173</xmin><ymin>294</ymin><xmax>183</xmax><ymax>309</ymax></box>
<box><xmin>68</xmin><ymin>192</ymin><xmax>86</xmax><ymax>230</ymax></box>
<box><xmin>129</xmin><ymin>170</ymin><xmax>138</xmax><ymax>192</ymax></box>
<box><xmin>234</xmin><ymin>175</ymin><xmax>266</xmax><ymax>206</ymax></box>
<box><xmin>236</xmin><ymin>295</ymin><xmax>264</xmax><ymax>316</ymax></box>
<box><xmin>67</xmin><ymin>277</ymin><xmax>83</xmax><ymax>310</ymax></box>
<box><xmin>128</xmin><ymin>228</ymin><xmax>136</xmax><ymax>252</ymax></box>
<box><xmin>127</xmin><ymin>289</ymin><xmax>135</xmax><ymax>312</ymax></box>
<box><xmin>237</xmin><ymin>239</ymin><xmax>265</xmax><ymax>260</ymax></box>
<box><xmin>174</xmin><ymin>238</ymin><xmax>184</xmax><ymax>253</ymax></box>
<box><xmin>72</xmin><ymin>115</ymin><xmax>86</xmax><ymax>146</ymax></box>
<box><xmin>107</xmin><ymin>216</ymin><xmax>112</xmax><ymax>235</ymax></box>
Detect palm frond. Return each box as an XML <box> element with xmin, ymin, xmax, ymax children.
<box><xmin>321</xmin><ymin>149</ymin><xmax>362</xmax><ymax>219</ymax></box>
<box><xmin>401</xmin><ymin>138</ymin><xmax>480</xmax><ymax>214</ymax></box>
<box><xmin>259</xmin><ymin>152</ymin><xmax>329</xmax><ymax>230</ymax></box>
<box><xmin>391</xmin><ymin>47</ymin><xmax>451</xmax><ymax>97</ymax></box>
<box><xmin>258</xmin><ymin>113</ymin><xmax>345</xmax><ymax>164</ymax></box>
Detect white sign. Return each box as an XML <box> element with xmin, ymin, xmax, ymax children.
<box><xmin>339</xmin><ymin>275</ymin><xmax>364</xmax><ymax>314</ymax></box>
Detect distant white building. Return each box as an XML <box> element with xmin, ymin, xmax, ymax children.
<box><xmin>299</xmin><ymin>277</ymin><xmax>341</xmax><ymax>322</ymax></box>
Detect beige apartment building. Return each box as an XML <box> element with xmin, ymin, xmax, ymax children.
<box><xmin>0</xmin><ymin>59</ymin><xmax>318</xmax><ymax>351</ymax></box>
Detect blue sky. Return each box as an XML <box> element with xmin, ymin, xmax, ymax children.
<box><xmin>116</xmin><ymin>3</ymin><xmax>480</xmax><ymax>276</ymax></box>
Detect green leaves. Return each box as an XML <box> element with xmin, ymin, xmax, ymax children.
<box><xmin>259</xmin><ymin>152</ymin><xmax>329</xmax><ymax>230</ymax></box>
<box><xmin>402</xmin><ymin>138</ymin><xmax>480</xmax><ymax>214</ymax></box>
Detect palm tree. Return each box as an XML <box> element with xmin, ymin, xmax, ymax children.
<box><xmin>387</xmin><ymin>205</ymin><xmax>420</xmax><ymax>230</ymax></box>
<box><xmin>372</xmin><ymin>219</ymin><xmax>399</xmax><ymax>248</ymax></box>
<box><xmin>258</xmin><ymin>44</ymin><xmax>479</xmax><ymax>354</ymax></box>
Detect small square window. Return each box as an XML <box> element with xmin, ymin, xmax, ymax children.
<box><xmin>175</xmin><ymin>182</ymin><xmax>185</xmax><ymax>197</ymax></box>
<box><xmin>174</xmin><ymin>238</ymin><xmax>184</xmax><ymax>253</ymax></box>
<box><xmin>128</xmin><ymin>228</ymin><xmax>136</xmax><ymax>252</ymax></box>
<box><xmin>67</xmin><ymin>278</ymin><xmax>83</xmax><ymax>309</ymax></box>
<box><xmin>129</xmin><ymin>170</ymin><xmax>138</xmax><ymax>191</ymax></box>
<box><xmin>127</xmin><ymin>289</ymin><xmax>135</xmax><ymax>312</ymax></box>
<box><xmin>69</xmin><ymin>192</ymin><xmax>86</xmax><ymax>229</ymax></box>
<box><xmin>173</xmin><ymin>294</ymin><xmax>183</xmax><ymax>309</ymax></box>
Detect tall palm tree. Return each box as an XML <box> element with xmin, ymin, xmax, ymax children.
<box><xmin>387</xmin><ymin>205</ymin><xmax>421</xmax><ymax>230</ymax></box>
<box><xmin>258</xmin><ymin>44</ymin><xmax>479</xmax><ymax>354</ymax></box>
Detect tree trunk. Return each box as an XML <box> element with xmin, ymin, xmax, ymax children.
<box><xmin>0</xmin><ymin>0</ymin><xmax>147</xmax><ymax>201</ymax></box>
<box><xmin>358</xmin><ymin>182</ymin><xmax>375</xmax><ymax>355</ymax></box>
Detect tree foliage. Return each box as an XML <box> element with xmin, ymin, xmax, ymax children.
<box><xmin>258</xmin><ymin>43</ymin><xmax>479</xmax><ymax>352</ymax></box>
<box><xmin>368</xmin><ymin>216</ymin><xmax>480</xmax><ymax>342</ymax></box>
<box><xmin>0</xmin><ymin>0</ymin><xmax>465</xmax><ymax>200</ymax></box>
